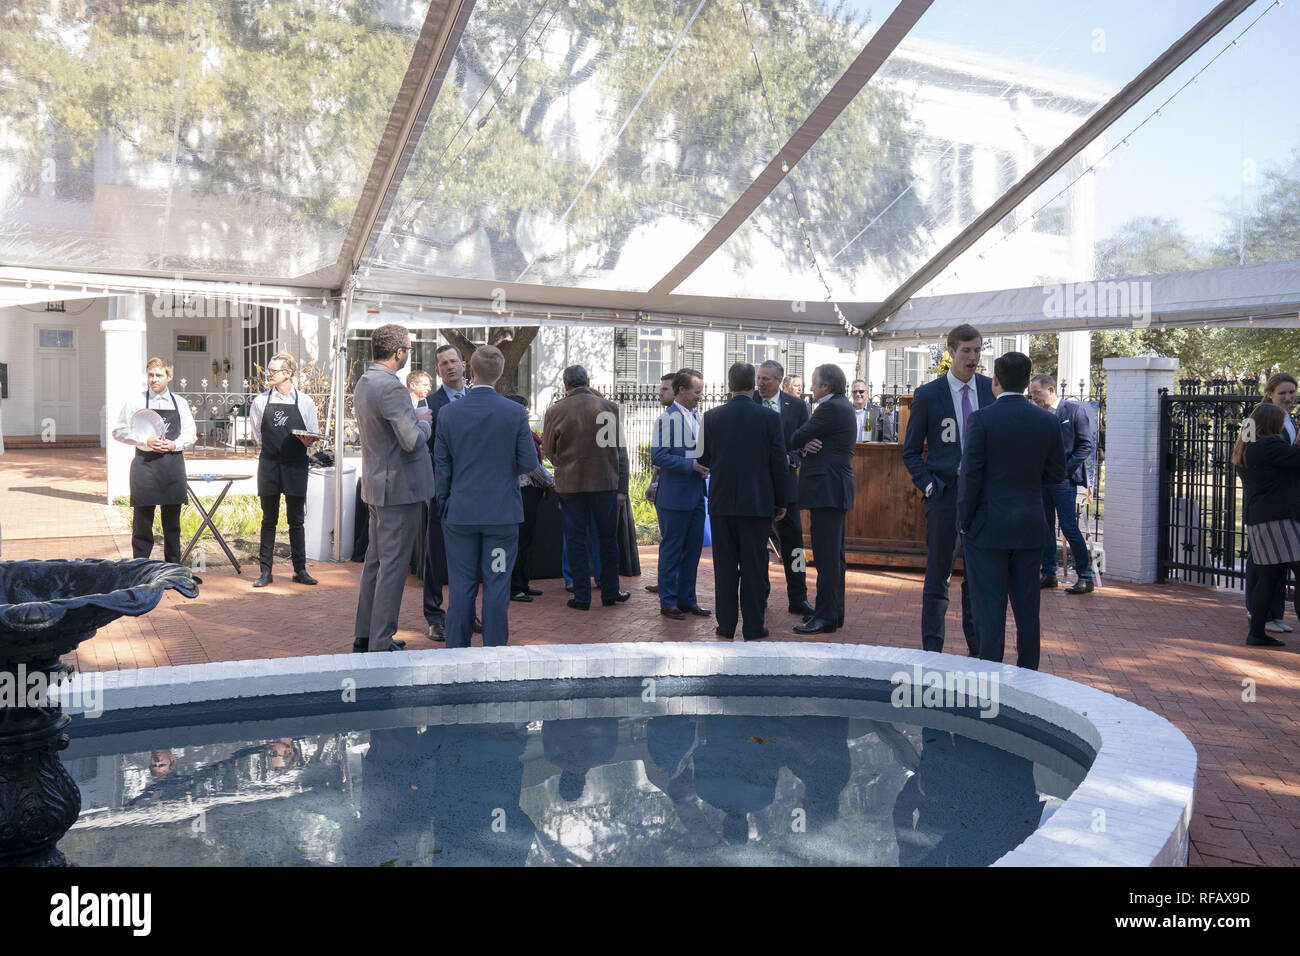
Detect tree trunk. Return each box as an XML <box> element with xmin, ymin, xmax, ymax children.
<box><xmin>440</xmin><ymin>326</ymin><xmax>541</xmax><ymax>394</ymax></box>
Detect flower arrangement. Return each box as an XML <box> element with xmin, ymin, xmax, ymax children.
<box><xmin>930</xmin><ymin>349</ymin><xmax>952</xmax><ymax>376</ymax></box>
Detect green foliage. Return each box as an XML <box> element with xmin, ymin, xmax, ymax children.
<box><xmin>628</xmin><ymin>472</ymin><xmax>660</xmax><ymax>544</ymax></box>
<box><xmin>115</xmin><ymin>495</ymin><xmax>286</xmax><ymax>551</ymax></box>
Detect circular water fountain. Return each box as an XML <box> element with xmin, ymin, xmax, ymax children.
<box><xmin>0</xmin><ymin>559</ymin><xmax>197</xmax><ymax>865</ymax></box>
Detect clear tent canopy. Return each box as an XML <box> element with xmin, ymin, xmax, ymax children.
<box><xmin>1</xmin><ymin>0</ymin><xmax>1297</xmax><ymax>340</ymax></box>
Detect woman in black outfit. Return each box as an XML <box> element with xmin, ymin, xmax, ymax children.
<box><xmin>1233</xmin><ymin>402</ymin><xmax>1300</xmax><ymax>647</ymax></box>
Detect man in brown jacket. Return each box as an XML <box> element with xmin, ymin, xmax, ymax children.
<box><xmin>542</xmin><ymin>365</ymin><xmax>631</xmax><ymax>610</ymax></box>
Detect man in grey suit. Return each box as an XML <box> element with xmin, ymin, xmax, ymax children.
<box><xmin>434</xmin><ymin>345</ymin><xmax>539</xmax><ymax>647</ymax></box>
<box><xmin>353</xmin><ymin>324</ymin><xmax>435</xmax><ymax>652</ymax></box>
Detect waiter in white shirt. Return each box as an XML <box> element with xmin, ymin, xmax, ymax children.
<box><xmin>112</xmin><ymin>356</ymin><xmax>197</xmax><ymax>565</ymax></box>
<box><xmin>850</xmin><ymin>379</ymin><xmax>872</xmax><ymax>441</ymax></box>
<box><xmin>250</xmin><ymin>352</ymin><xmax>320</xmax><ymax>587</ymax></box>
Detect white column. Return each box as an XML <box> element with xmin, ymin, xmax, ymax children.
<box><xmin>101</xmin><ymin>296</ymin><xmax>148</xmax><ymax>502</ymax></box>
<box><xmin>1057</xmin><ymin>330</ymin><xmax>1092</xmax><ymax>396</ymax></box>
<box><xmin>1101</xmin><ymin>356</ymin><xmax>1179</xmax><ymax>583</ymax></box>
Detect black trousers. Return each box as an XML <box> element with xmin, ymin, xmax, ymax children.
<box><xmin>511</xmin><ymin>486</ymin><xmax>545</xmax><ymax>596</ymax></box>
<box><xmin>921</xmin><ymin>486</ymin><xmax>977</xmax><ymax>655</ymax></box>
<box><xmin>132</xmin><ymin>504</ymin><xmax>182</xmax><ymax>564</ymax></box>
<box><xmin>259</xmin><ymin>494</ymin><xmax>306</xmax><ymax>571</ymax></box>
<box><xmin>1250</xmin><ymin>560</ymin><xmax>1300</xmax><ymax>640</ymax></box>
<box><xmin>808</xmin><ymin>508</ymin><xmax>847</xmax><ymax>625</ymax></box>
<box><xmin>766</xmin><ymin>504</ymin><xmax>808</xmax><ymax>605</ymax></box>
<box><xmin>423</xmin><ymin>503</ymin><xmax>449</xmax><ymax>626</ymax></box>
<box><xmin>711</xmin><ymin>514</ymin><xmax>771</xmax><ymax>637</ymax></box>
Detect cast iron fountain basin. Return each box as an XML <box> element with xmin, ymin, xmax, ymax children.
<box><xmin>0</xmin><ymin>559</ymin><xmax>197</xmax><ymax>865</ymax></box>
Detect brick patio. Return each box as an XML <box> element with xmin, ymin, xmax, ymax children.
<box><xmin>3</xmin><ymin>447</ymin><xmax>1297</xmax><ymax>866</ymax></box>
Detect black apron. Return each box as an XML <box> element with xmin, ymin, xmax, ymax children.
<box><xmin>257</xmin><ymin>389</ymin><xmax>309</xmax><ymax>497</ymax></box>
<box><xmin>130</xmin><ymin>391</ymin><xmax>188</xmax><ymax>506</ymax></box>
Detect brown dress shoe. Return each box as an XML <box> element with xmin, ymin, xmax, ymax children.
<box><xmin>660</xmin><ymin>607</ymin><xmax>686</xmax><ymax>621</ymax></box>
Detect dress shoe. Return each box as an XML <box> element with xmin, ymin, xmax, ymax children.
<box><xmin>743</xmin><ymin>629</ymin><xmax>770</xmax><ymax>640</ymax></box>
<box><xmin>374</xmin><ymin>641</ymin><xmax>403</xmax><ymax>652</ymax></box>
<box><xmin>253</xmin><ymin>570</ymin><xmax>273</xmax><ymax>588</ymax></box>
<box><xmin>793</xmin><ymin>618</ymin><xmax>836</xmax><ymax>635</ymax></box>
<box><xmin>1063</xmin><ymin>578</ymin><xmax>1094</xmax><ymax>595</ymax></box>
<box><xmin>788</xmin><ymin>599</ymin><xmax>815</xmax><ymax>616</ymax></box>
<box><xmin>292</xmin><ymin>570</ymin><xmax>318</xmax><ymax>586</ymax></box>
<box><xmin>392</xmin><ymin>639</ymin><xmax>406</xmax><ymax>649</ymax></box>
<box><xmin>1040</xmin><ymin>575</ymin><xmax>1058</xmax><ymax>589</ymax></box>
<box><xmin>645</xmin><ymin>584</ymin><xmax>659</xmax><ymax>593</ymax></box>
<box><xmin>660</xmin><ymin>607</ymin><xmax>686</xmax><ymax>621</ymax></box>
<box><xmin>511</xmin><ymin>592</ymin><xmax>533</xmax><ymax>602</ymax></box>
<box><xmin>473</xmin><ymin>617</ymin><xmax>483</xmax><ymax>633</ymax></box>
<box><xmin>428</xmin><ymin>622</ymin><xmax>445</xmax><ymax>642</ymax></box>
<box><xmin>526</xmin><ymin>587</ymin><xmax>543</xmax><ymax>596</ymax></box>
<box><xmin>354</xmin><ymin>640</ymin><xmax>403</xmax><ymax>652</ymax></box>
<box><xmin>714</xmin><ymin>626</ymin><xmax>735</xmax><ymax>640</ymax></box>
<box><xmin>677</xmin><ymin>604</ymin><xmax>711</xmax><ymax>616</ymax></box>
<box><xmin>602</xmin><ymin>591</ymin><xmax>631</xmax><ymax>606</ymax></box>
<box><xmin>568</xmin><ymin>598</ymin><xmax>591</xmax><ymax>611</ymax></box>
<box><xmin>1246</xmin><ymin>633</ymin><xmax>1285</xmax><ymax>647</ymax></box>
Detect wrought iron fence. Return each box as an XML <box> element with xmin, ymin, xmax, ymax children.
<box><xmin>174</xmin><ymin>386</ymin><xmax>355</xmax><ymax>458</ymax></box>
<box><xmin>1158</xmin><ymin>378</ymin><xmax>1262</xmax><ymax>588</ymax></box>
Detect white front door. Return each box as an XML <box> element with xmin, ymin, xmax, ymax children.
<box><xmin>34</xmin><ymin>326</ymin><xmax>79</xmax><ymax>437</ymax></box>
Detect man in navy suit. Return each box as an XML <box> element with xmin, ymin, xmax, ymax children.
<box><xmin>650</xmin><ymin>368</ymin><xmax>711</xmax><ymax>621</ymax></box>
<box><xmin>958</xmin><ymin>352</ymin><xmax>1066</xmax><ymax>670</ymax></box>
<box><xmin>901</xmin><ymin>324</ymin><xmax>995</xmax><ymax>655</ymax></box>
<box><xmin>789</xmin><ymin>363</ymin><xmax>857</xmax><ymax>635</ymax></box>
<box><xmin>423</xmin><ymin>344</ymin><xmax>468</xmax><ymax>641</ymax></box>
<box><xmin>1029</xmin><ymin>374</ymin><xmax>1096</xmax><ymax>594</ymax></box>
<box><xmin>434</xmin><ymin>345</ymin><xmax>539</xmax><ymax>648</ymax></box>
<box><xmin>754</xmin><ymin>359</ymin><xmax>813</xmax><ymax>616</ymax></box>
<box><xmin>700</xmin><ymin>362</ymin><xmax>787</xmax><ymax>640</ymax></box>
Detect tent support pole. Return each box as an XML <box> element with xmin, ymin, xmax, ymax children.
<box><xmin>332</xmin><ymin>287</ymin><xmax>353</xmax><ymax>562</ymax></box>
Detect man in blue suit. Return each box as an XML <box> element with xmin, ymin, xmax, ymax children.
<box><xmin>434</xmin><ymin>345</ymin><xmax>539</xmax><ymax>648</ymax></box>
<box><xmin>650</xmin><ymin>368</ymin><xmax>711</xmax><ymax>621</ymax></box>
<box><xmin>1029</xmin><ymin>374</ymin><xmax>1096</xmax><ymax>594</ymax></box>
<box><xmin>958</xmin><ymin>352</ymin><xmax>1066</xmax><ymax>670</ymax></box>
<box><xmin>901</xmin><ymin>324</ymin><xmax>995</xmax><ymax>656</ymax></box>
<box><xmin>700</xmin><ymin>362</ymin><xmax>787</xmax><ymax>640</ymax></box>
<box><xmin>789</xmin><ymin>363</ymin><xmax>857</xmax><ymax>635</ymax></box>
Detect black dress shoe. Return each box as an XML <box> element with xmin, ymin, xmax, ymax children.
<box><xmin>645</xmin><ymin>584</ymin><xmax>659</xmax><ymax>593</ymax></box>
<box><xmin>677</xmin><ymin>604</ymin><xmax>711</xmax><ymax>616</ymax></box>
<box><xmin>292</xmin><ymin>570</ymin><xmax>318</xmax><ymax>585</ymax></box>
<box><xmin>1040</xmin><ymin>575</ymin><xmax>1058</xmax><ymax>589</ymax></box>
<box><xmin>253</xmin><ymin>570</ymin><xmax>273</xmax><ymax>588</ymax></box>
<box><xmin>392</xmin><ymin>639</ymin><xmax>406</xmax><ymax>649</ymax></box>
<box><xmin>793</xmin><ymin>619</ymin><xmax>837</xmax><ymax>635</ymax></box>
<box><xmin>351</xmin><ymin>641</ymin><xmax>366</xmax><ymax>653</ymax></box>
<box><xmin>355</xmin><ymin>640</ymin><xmax>403</xmax><ymax>652</ymax></box>
<box><xmin>526</xmin><ymin>587</ymin><xmax>543</xmax><ymax>596</ymax></box>
<box><xmin>714</xmin><ymin>626</ymin><xmax>735</xmax><ymax>640</ymax></box>
<box><xmin>427</xmin><ymin>622</ymin><xmax>445</xmax><ymax>641</ymax></box>
<box><xmin>743</xmin><ymin>629</ymin><xmax>770</xmax><ymax>640</ymax></box>
<box><xmin>1064</xmin><ymin>578</ymin><xmax>1095</xmax><ymax>594</ymax></box>
<box><xmin>568</xmin><ymin>599</ymin><xmax>591</xmax><ymax>611</ymax></box>
<box><xmin>602</xmin><ymin>591</ymin><xmax>631</xmax><ymax>606</ymax></box>
<box><xmin>374</xmin><ymin>641</ymin><xmax>403</xmax><ymax>652</ymax></box>
<box><xmin>1246</xmin><ymin>633</ymin><xmax>1286</xmax><ymax>647</ymax></box>
<box><xmin>660</xmin><ymin>607</ymin><xmax>686</xmax><ymax>621</ymax></box>
<box><xmin>473</xmin><ymin>617</ymin><xmax>483</xmax><ymax>633</ymax></box>
<box><xmin>788</xmin><ymin>599</ymin><xmax>815</xmax><ymax>616</ymax></box>
<box><xmin>511</xmin><ymin>592</ymin><xmax>534</xmax><ymax>602</ymax></box>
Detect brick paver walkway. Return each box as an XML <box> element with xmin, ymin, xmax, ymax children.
<box><xmin>3</xmin><ymin>448</ymin><xmax>1297</xmax><ymax>866</ymax></box>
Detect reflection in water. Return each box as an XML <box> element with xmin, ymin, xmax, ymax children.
<box><xmin>61</xmin><ymin>704</ymin><xmax>1077</xmax><ymax>866</ymax></box>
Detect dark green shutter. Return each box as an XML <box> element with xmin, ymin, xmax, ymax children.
<box><xmin>725</xmin><ymin>333</ymin><xmax>745</xmax><ymax>370</ymax></box>
<box><xmin>614</xmin><ymin>328</ymin><xmax>636</xmax><ymax>385</ymax></box>
<box><xmin>786</xmin><ymin>339</ymin><xmax>804</xmax><ymax>379</ymax></box>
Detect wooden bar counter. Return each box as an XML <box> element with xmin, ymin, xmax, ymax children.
<box><xmin>801</xmin><ymin>395</ymin><xmax>955</xmax><ymax>571</ymax></box>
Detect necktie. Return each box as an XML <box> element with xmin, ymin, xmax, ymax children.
<box><xmin>453</xmin><ymin>390</ymin><xmax>463</xmax><ymax>400</ymax></box>
<box><xmin>960</xmin><ymin>384</ymin><xmax>973</xmax><ymax>446</ymax></box>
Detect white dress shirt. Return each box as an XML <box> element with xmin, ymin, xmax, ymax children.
<box><xmin>1285</xmin><ymin>415</ymin><xmax>1297</xmax><ymax>444</ymax></box>
<box><xmin>250</xmin><ymin>388</ymin><xmax>320</xmax><ymax>443</ymax></box>
<box><xmin>853</xmin><ymin>405</ymin><xmax>869</xmax><ymax>441</ymax></box>
<box><xmin>947</xmin><ymin>369</ymin><xmax>979</xmax><ymax>449</ymax></box>
<box><xmin>112</xmin><ymin>389</ymin><xmax>197</xmax><ymax>450</ymax></box>
<box><xmin>672</xmin><ymin>400</ymin><xmax>699</xmax><ymax>440</ymax></box>
<box><xmin>759</xmin><ymin>393</ymin><xmax>780</xmax><ymax>412</ymax></box>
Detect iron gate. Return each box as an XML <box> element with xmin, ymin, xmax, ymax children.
<box><xmin>1158</xmin><ymin>378</ymin><xmax>1262</xmax><ymax>587</ymax></box>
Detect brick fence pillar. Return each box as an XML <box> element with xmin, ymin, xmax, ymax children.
<box><xmin>1101</xmin><ymin>356</ymin><xmax>1179</xmax><ymax>583</ymax></box>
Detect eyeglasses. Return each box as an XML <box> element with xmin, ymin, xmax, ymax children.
<box><xmin>851</xmin><ymin>390</ymin><xmax>866</xmax><ymax>395</ymax></box>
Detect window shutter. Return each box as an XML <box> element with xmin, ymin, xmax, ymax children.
<box><xmin>724</xmin><ymin>333</ymin><xmax>745</xmax><ymax>370</ymax></box>
<box><xmin>677</xmin><ymin>329</ymin><xmax>704</xmax><ymax>374</ymax></box>
<box><xmin>614</xmin><ymin>328</ymin><xmax>636</xmax><ymax>385</ymax></box>
<box><xmin>786</xmin><ymin>339</ymin><xmax>804</xmax><ymax>379</ymax></box>
<box><xmin>886</xmin><ymin>345</ymin><xmax>904</xmax><ymax>390</ymax></box>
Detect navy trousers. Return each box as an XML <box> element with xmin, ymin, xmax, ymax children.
<box><xmin>963</xmin><ymin>539</ymin><xmax>1041</xmax><ymax>670</ymax></box>
<box><xmin>656</xmin><ymin>500</ymin><xmax>705</xmax><ymax>609</ymax></box>
<box><xmin>442</xmin><ymin>523</ymin><xmax>518</xmax><ymax>648</ymax></box>
<box><xmin>921</xmin><ymin>486</ymin><xmax>978</xmax><ymax>655</ymax></box>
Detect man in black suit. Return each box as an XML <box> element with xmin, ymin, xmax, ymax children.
<box><xmin>423</xmin><ymin>344</ymin><xmax>468</xmax><ymax>641</ymax></box>
<box><xmin>901</xmin><ymin>324</ymin><xmax>995</xmax><ymax>656</ymax></box>
<box><xmin>958</xmin><ymin>352</ymin><xmax>1066</xmax><ymax>670</ymax></box>
<box><xmin>788</xmin><ymin>363</ymin><xmax>857</xmax><ymax>635</ymax></box>
<box><xmin>754</xmin><ymin>359</ymin><xmax>814</xmax><ymax>616</ymax></box>
<box><xmin>700</xmin><ymin>362</ymin><xmax>787</xmax><ymax>640</ymax></box>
